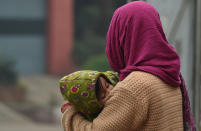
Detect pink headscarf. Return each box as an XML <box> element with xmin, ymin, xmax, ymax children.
<box><xmin>106</xmin><ymin>1</ymin><xmax>195</xmax><ymax>130</ymax></box>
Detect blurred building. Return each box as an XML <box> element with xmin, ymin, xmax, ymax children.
<box><xmin>0</xmin><ymin>0</ymin><xmax>74</xmax><ymax>76</ymax></box>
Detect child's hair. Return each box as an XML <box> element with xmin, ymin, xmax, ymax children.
<box><xmin>95</xmin><ymin>74</ymin><xmax>112</xmax><ymax>98</ymax></box>
<box><xmin>59</xmin><ymin>70</ymin><xmax>119</xmax><ymax>121</ymax></box>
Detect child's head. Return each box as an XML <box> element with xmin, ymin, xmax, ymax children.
<box><xmin>59</xmin><ymin>70</ymin><xmax>119</xmax><ymax>121</ymax></box>
<box><xmin>95</xmin><ymin>75</ymin><xmax>115</xmax><ymax>105</ymax></box>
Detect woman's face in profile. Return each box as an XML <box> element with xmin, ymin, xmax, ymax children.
<box><xmin>97</xmin><ymin>77</ymin><xmax>114</xmax><ymax>105</ymax></box>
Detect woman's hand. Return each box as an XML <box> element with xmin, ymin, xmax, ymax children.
<box><xmin>61</xmin><ymin>101</ymin><xmax>72</xmax><ymax>113</ymax></box>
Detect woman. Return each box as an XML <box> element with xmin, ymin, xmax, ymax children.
<box><xmin>62</xmin><ymin>1</ymin><xmax>195</xmax><ymax>131</ymax></box>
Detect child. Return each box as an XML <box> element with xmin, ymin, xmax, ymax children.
<box><xmin>59</xmin><ymin>70</ymin><xmax>119</xmax><ymax>121</ymax></box>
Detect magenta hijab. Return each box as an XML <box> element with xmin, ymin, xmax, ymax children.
<box><xmin>106</xmin><ymin>1</ymin><xmax>195</xmax><ymax>130</ymax></box>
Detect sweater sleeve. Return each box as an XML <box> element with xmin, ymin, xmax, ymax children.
<box><xmin>62</xmin><ymin>83</ymin><xmax>149</xmax><ymax>131</ymax></box>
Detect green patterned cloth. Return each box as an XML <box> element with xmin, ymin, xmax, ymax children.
<box><xmin>59</xmin><ymin>70</ymin><xmax>119</xmax><ymax>121</ymax></box>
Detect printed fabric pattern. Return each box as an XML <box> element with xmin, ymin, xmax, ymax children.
<box><xmin>59</xmin><ymin>70</ymin><xmax>119</xmax><ymax>121</ymax></box>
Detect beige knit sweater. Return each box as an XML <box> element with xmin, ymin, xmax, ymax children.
<box><xmin>62</xmin><ymin>71</ymin><xmax>183</xmax><ymax>131</ymax></box>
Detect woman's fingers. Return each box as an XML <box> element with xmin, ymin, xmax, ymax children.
<box><xmin>61</xmin><ymin>102</ymin><xmax>72</xmax><ymax>113</ymax></box>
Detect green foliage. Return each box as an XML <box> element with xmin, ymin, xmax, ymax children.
<box><xmin>72</xmin><ymin>30</ymin><xmax>106</xmax><ymax>65</ymax></box>
<box><xmin>82</xmin><ymin>54</ymin><xmax>111</xmax><ymax>72</ymax></box>
<box><xmin>73</xmin><ymin>0</ymin><xmax>126</xmax><ymax>69</ymax></box>
<box><xmin>75</xmin><ymin>0</ymin><xmax>126</xmax><ymax>39</ymax></box>
<box><xmin>0</xmin><ymin>57</ymin><xmax>17</xmax><ymax>86</ymax></box>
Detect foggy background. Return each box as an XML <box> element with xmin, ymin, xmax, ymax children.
<box><xmin>0</xmin><ymin>0</ymin><xmax>200</xmax><ymax>130</ymax></box>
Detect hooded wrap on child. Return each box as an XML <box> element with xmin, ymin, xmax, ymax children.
<box><xmin>59</xmin><ymin>70</ymin><xmax>119</xmax><ymax>121</ymax></box>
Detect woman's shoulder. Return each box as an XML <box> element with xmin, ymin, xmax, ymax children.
<box><xmin>121</xmin><ymin>71</ymin><xmax>163</xmax><ymax>86</ymax></box>
<box><xmin>128</xmin><ymin>71</ymin><xmax>162</xmax><ymax>81</ymax></box>
<box><xmin>115</xmin><ymin>71</ymin><xmax>171</xmax><ymax>93</ymax></box>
